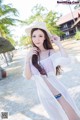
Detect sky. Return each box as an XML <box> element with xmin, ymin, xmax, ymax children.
<box><xmin>3</xmin><ymin>0</ymin><xmax>76</xmax><ymax>40</ymax></box>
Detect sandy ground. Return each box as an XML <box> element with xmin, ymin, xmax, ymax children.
<box><xmin>0</xmin><ymin>40</ymin><xmax>80</xmax><ymax>120</ymax></box>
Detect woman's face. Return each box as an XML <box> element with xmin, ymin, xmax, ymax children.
<box><xmin>32</xmin><ymin>29</ymin><xmax>45</xmax><ymax>48</ymax></box>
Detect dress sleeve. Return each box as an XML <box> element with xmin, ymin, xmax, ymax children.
<box><xmin>50</xmin><ymin>51</ymin><xmax>71</xmax><ymax>68</ymax></box>
<box><xmin>23</xmin><ymin>56</ymin><xmax>40</xmax><ymax>80</ymax></box>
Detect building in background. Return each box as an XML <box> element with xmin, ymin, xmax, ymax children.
<box><xmin>57</xmin><ymin>9</ymin><xmax>80</xmax><ymax>40</ymax></box>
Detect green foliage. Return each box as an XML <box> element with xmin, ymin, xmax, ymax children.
<box><xmin>31</xmin><ymin>4</ymin><xmax>47</xmax><ymax>15</ymax></box>
<box><xmin>6</xmin><ymin>36</ymin><xmax>16</xmax><ymax>46</ymax></box>
<box><xmin>25</xmin><ymin>4</ymin><xmax>47</xmax><ymax>25</ymax></box>
<box><xmin>0</xmin><ymin>4</ymin><xmax>19</xmax><ymax>16</ymax></box>
<box><xmin>20</xmin><ymin>35</ymin><xmax>31</xmax><ymax>46</ymax></box>
<box><xmin>44</xmin><ymin>11</ymin><xmax>63</xmax><ymax>36</ymax></box>
<box><xmin>75</xmin><ymin>31</ymin><xmax>80</xmax><ymax>40</ymax></box>
<box><xmin>0</xmin><ymin>0</ymin><xmax>23</xmax><ymax>47</ymax></box>
<box><xmin>24</xmin><ymin>4</ymin><xmax>63</xmax><ymax>37</ymax></box>
<box><xmin>0</xmin><ymin>0</ymin><xmax>22</xmax><ymax>38</ymax></box>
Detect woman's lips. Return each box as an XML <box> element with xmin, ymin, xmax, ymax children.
<box><xmin>36</xmin><ymin>43</ymin><xmax>40</xmax><ymax>44</ymax></box>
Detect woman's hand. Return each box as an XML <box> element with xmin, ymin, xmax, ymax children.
<box><xmin>51</xmin><ymin>35</ymin><xmax>68</xmax><ymax>57</ymax></box>
<box><xmin>51</xmin><ymin>35</ymin><xmax>62</xmax><ymax>48</ymax></box>
<box><xmin>26</xmin><ymin>47</ymin><xmax>39</xmax><ymax>61</ymax></box>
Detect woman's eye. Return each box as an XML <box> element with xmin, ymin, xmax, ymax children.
<box><xmin>32</xmin><ymin>35</ymin><xmax>43</xmax><ymax>38</ymax></box>
<box><xmin>39</xmin><ymin>35</ymin><xmax>43</xmax><ymax>37</ymax></box>
<box><xmin>32</xmin><ymin>35</ymin><xmax>36</xmax><ymax>38</ymax></box>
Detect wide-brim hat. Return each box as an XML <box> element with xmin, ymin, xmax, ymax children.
<box><xmin>25</xmin><ymin>21</ymin><xmax>52</xmax><ymax>39</ymax></box>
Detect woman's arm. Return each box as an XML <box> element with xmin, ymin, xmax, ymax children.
<box><xmin>51</xmin><ymin>35</ymin><xmax>68</xmax><ymax>57</ymax></box>
<box><xmin>58</xmin><ymin>44</ymin><xmax>68</xmax><ymax>57</ymax></box>
<box><xmin>24</xmin><ymin>47</ymin><xmax>39</xmax><ymax>80</ymax></box>
<box><xmin>24</xmin><ymin>59</ymin><xmax>32</xmax><ymax>80</ymax></box>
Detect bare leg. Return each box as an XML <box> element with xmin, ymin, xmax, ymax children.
<box><xmin>57</xmin><ymin>96</ymin><xmax>80</xmax><ymax>120</ymax></box>
<box><xmin>43</xmin><ymin>78</ymin><xmax>80</xmax><ymax>120</ymax></box>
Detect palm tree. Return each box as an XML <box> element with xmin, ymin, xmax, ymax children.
<box><xmin>0</xmin><ymin>0</ymin><xmax>21</xmax><ymax>65</ymax></box>
<box><xmin>0</xmin><ymin>0</ymin><xmax>19</xmax><ymax>37</ymax></box>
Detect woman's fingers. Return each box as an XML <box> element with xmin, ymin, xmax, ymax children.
<box><xmin>51</xmin><ymin>35</ymin><xmax>60</xmax><ymax>41</ymax></box>
<box><xmin>26</xmin><ymin>47</ymin><xmax>39</xmax><ymax>60</ymax></box>
<box><xmin>33</xmin><ymin>47</ymin><xmax>39</xmax><ymax>53</ymax></box>
<box><xmin>31</xmin><ymin>47</ymin><xmax>38</xmax><ymax>55</ymax></box>
<box><xmin>33</xmin><ymin>47</ymin><xmax>39</xmax><ymax>51</ymax></box>
<box><xmin>33</xmin><ymin>51</ymin><xmax>37</xmax><ymax>54</ymax></box>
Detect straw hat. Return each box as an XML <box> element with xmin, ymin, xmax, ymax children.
<box><xmin>25</xmin><ymin>21</ymin><xmax>52</xmax><ymax>38</ymax></box>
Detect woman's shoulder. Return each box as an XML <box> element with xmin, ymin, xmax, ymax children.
<box><xmin>50</xmin><ymin>49</ymin><xmax>59</xmax><ymax>55</ymax></box>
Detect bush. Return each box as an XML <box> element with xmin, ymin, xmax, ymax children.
<box><xmin>75</xmin><ymin>31</ymin><xmax>80</xmax><ymax>40</ymax></box>
<box><xmin>0</xmin><ymin>67</ymin><xmax>7</xmax><ymax>80</ymax></box>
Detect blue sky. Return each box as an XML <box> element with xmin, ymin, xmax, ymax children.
<box><xmin>4</xmin><ymin>0</ymin><xmax>75</xmax><ymax>40</ymax></box>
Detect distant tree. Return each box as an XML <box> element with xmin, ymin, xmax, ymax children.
<box><xmin>6</xmin><ymin>36</ymin><xmax>16</xmax><ymax>46</ymax></box>
<box><xmin>44</xmin><ymin>10</ymin><xmax>63</xmax><ymax>36</ymax></box>
<box><xmin>0</xmin><ymin>0</ymin><xmax>23</xmax><ymax>46</ymax></box>
<box><xmin>20</xmin><ymin>35</ymin><xmax>31</xmax><ymax>46</ymax></box>
<box><xmin>24</xmin><ymin>4</ymin><xmax>47</xmax><ymax>25</ymax></box>
<box><xmin>0</xmin><ymin>0</ymin><xmax>19</xmax><ymax>36</ymax></box>
<box><xmin>0</xmin><ymin>0</ymin><xmax>25</xmax><ymax>65</ymax></box>
<box><xmin>75</xmin><ymin>31</ymin><xmax>80</xmax><ymax>40</ymax></box>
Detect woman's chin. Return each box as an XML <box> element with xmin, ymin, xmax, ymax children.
<box><xmin>35</xmin><ymin>44</ymin><xmax>41</xmax><ymax>47</ymax></box>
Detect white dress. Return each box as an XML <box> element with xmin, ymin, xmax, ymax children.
<box><xmin>24</xmin><ymin>51</ymin><xmax>80</xmax><ymax>120</ymax></box>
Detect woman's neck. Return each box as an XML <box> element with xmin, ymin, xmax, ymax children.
<box><xmin>39</xmin><ymin>46</ymin><xmax>47</xmax><ymax>52</ymax></box>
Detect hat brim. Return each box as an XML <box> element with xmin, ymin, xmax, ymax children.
<box><xmin>25</xmin><ymin>23</ymin><xmax>52</xmax><ymax>39</ymax></box>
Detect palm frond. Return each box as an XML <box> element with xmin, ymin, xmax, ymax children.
<box><xmin>1</xmin><ymin>4</ymin><xmax>19</xmax><ymax>16</ymax></box>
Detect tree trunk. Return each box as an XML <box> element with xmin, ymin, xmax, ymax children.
<box><xmin>0</xmin><ymin>67</ymin><xmax>2</xmax><ymax>80</ymax></box>
<box><xmin>7</xmin><ymin>52</ymin><xmax>13</xmax><ymax>62</ymax></box>
<box><xmin>3</xmin><ymin>53</ymin><xmax>8</xmax><ymax>66</ymax></box>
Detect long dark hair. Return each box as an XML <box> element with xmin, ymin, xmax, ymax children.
<box><xmin>31</xmin><ymin>28</ymin><xmax>61</xmax><ymax>75</ymax></box>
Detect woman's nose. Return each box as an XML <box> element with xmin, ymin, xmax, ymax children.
<box><xmin>36</xmin><ymin>37</ymin><xmax>39</xmax><ymax>41</ymax></box>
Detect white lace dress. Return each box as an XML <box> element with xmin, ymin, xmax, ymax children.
<box><xmin>24</xmin><ymin>51</ymin><xmax>80</xmax><ymax>120</ymax></box>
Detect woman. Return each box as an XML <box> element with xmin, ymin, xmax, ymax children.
<box><xmin>24</xmin><ymin>21</ymin><xmax>80</xmax><ymax>120</ymax></box>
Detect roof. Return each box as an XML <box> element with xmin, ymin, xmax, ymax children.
<box><xmin>57</xmin><ymin>9</ymin><xmax>80</xmax><ymax>25</ymax></box>
<box><xmin>71</xmin><ymin>17</ymin><xmax>80</xmax><ymax>28</ymax></box>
